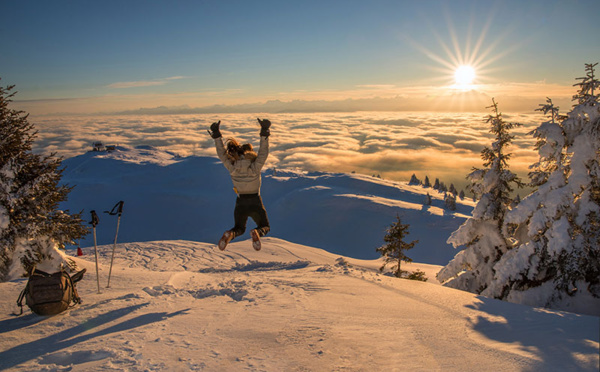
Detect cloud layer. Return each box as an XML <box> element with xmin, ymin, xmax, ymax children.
<box><xmin>31</xmin><ymin>112</ymin><xmax>542</xmax><ymax>193</ymax></box>
<box><xmin>107</xmin><ymin>76</ymin><xmax>186</xmax><ymax>89</ymax></box>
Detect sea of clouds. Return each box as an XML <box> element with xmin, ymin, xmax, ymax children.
<box><xmin>31</xmin><ymin>112</ymin><xmax>543</xmax><ymax>193</ymax></box>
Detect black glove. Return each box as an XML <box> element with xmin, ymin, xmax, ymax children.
<box><xmin>257</xmin><ymin>118</ymin><xmax>271</xmax><ymax>137</ymax></box>
<box><xmin>208</xmin><ymin>120</ymin><xmax>222</xmax><ymax>139</ymax></box>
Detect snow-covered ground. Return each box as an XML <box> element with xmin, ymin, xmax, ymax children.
<box><xmin>2</xmin><ymin>238</ymin><xmax>599</xmax><ymax>371</ymax></box>
<box><xmin>0</xmin><ymin>146</ymin><xmax>598</xmax><ymax>371</ymax></box>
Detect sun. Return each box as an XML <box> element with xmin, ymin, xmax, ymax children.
<box><xmin>454</xmin><ymin>65</ymin><xmax>476</xmax><ymax>87</ymax></box>
<box><xmin>404</xmin><ymin>7</ymin><xmax>527</xmax><ymax>108</ymax></box>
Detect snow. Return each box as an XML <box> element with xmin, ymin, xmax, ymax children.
<box><xmin>57</xmin><ymin>145</ymin><xmax>473</xmax><ymax>265</ymax></box>
<box><xmin>1</xmin><ymin>146</ymin><xmax>598</xmax><ymax>371</ymax></box>
<box><xmin>1</xmin><ymin>238</ymin><xmax>598</xmax><ymax>371</ymax></box>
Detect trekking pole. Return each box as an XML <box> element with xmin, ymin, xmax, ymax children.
<box><xmin>105</xmin><ymin>201</ymin><xmax>124</xmax><ymax>288</ymax></box>
<box><xmin>90</xmin><ymin>210</ymin><xmax>101</xmax><ymax>294</ymax></box>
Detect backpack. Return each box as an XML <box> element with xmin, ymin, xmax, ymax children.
<box><xmin>16</xmin><ymin>267</ymin><xmax>86</xmax><ymax>316</ymax></box>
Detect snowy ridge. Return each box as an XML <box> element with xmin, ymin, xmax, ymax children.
<box><xmin>60</xmin><ymin>145</ymin><xmax>474</xmax><ymax>264</ymax></box>
<box><xmin>0</xmin><ymin>238</ymin><xmax>597</xmax><ymax>371</ymax></box>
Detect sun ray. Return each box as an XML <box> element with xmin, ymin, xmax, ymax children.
<box><xmin>404</xmin><ymin>2</ymin><xmax>531</xmax><ymax>97</ymax></box>
<box><xmin>403</xmin><ymin>34</ymin><xmax>456</xmax><ymax>71</ymax></box>
<box><xmin>468</xmin><ymin>11</ymin><xmax>493</xmax><ymax>66</ymax></box>
<box><xmin>401</xmin><ymin>2</ymin><xmax>532</xmax><ymax>95</ymax></box>
<box><xmin>448</xmin><ymin>16</ymin><xmax>467</xmax><ymax>67</ymax></box>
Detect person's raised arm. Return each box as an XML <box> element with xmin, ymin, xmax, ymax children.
<box><xmin>208</xmin><ymin>120</ymin><xmax>233</xmax><ymax>169</ymax></box>
<box><xmin>207</xmin><ymin>120</ymin><xmax>222</xmax><ymax>139</ymax></box>
<box><xmin>254</xmin><ymin>118</ymin><xmax>270</xmax><ymax>169</ymax></box>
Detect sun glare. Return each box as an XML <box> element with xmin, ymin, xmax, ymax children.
<box><xmin>404</xmin><ymin>8</ymin><xmax>520</xmax><ymax>98</ymax></box>
<box><xmin>454</xmin><ymin>65</ymin><xmax>476</xmax><ymax>86</ymax></box>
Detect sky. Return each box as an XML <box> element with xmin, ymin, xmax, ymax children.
<box><xmin>1</xmin><ymin>0</ymin><xmax>599</xmax><ymax>115</ymax></box>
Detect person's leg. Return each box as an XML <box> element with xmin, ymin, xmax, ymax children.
<box><xmin>249</xmin><ymin>195</ymin><xmax>270</xmax><ymax>237</ymax></box>
<box><xmin>230</xmin><ymin>197</ymin><xmax>249</xmax><ymax>238</ymax></box>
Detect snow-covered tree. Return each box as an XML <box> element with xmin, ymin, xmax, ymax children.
<box><xmin>573</xmin><ymin>62</ymin><xmax>599</xmax><ymax>106</ymax></box>
<box><xmin>423</xmin><ymin>176</ymin><xmax>431</xmax><ymax>188</ymax></box>
<box><xmin>376</xmin><ymin>215</ymin><xmax>418</xmax><ymax>278</ymax></box>
<box><xmin>437</xmin><ymin>99</ymin><xmax>522</xmax><ymax>294</ymax></box>
<box><xmin>491</xmin><ymin>64</ymin><xmax>600</xmax><ymax>312</ymax></box>
<box><xmin>433</xmin><ymin>178</ymin><xmax>440</xmax><ymax>190</ymax></box>
<box><xmin>459</xmin><ymin>190</ymin><xmax>466</xmax><ymax>200</ymax></box>
<box><xmin>0</xmin><ymin>82</ymin><xmax>88</xmax><ymax>280</ymax></box>
<box><xmin>527</xmin><ymin>97</ymin><xmax>567</xmax><ymax>188</ymax></box>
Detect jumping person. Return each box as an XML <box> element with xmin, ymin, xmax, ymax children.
<box><xmin>208</xmin><ymin>118</ymin><xmax>271</xmax><ymax>251</ymax></box>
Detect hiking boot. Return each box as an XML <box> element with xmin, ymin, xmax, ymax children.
<box><xmin>218</xmin><ymin>231</ymin><xmax>234</xmax><ymax>251</ymax></box>
<box><xmin>251</xmin><ymin>229</ymin><xmax>261</xmax><ymax>251</ymax></box>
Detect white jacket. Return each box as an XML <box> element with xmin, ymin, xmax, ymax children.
<box><xmin>215</xmin><ymin>136</ymin><xmax>269</xmax><ymax>195</ymax></box>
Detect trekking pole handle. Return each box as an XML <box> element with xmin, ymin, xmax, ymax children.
<box><xmin>90</xmin><ymin>210</ymin><xmax>99</xmax><ymax>227</ymax></box>
<box><xmin>105</xmin><ymin>201</ymin><xmax>124</xmax><ymax>217</ymax></box>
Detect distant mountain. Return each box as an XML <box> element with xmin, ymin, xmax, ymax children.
<box><xmin>60</xmin><ymin>145</ymin><xmax>474</xmax><ymax>264</ymax></box>
<box><xmin>110</xmin><ymin>92</ymin><xmax>497</xmax><ymax>115</ymax></box>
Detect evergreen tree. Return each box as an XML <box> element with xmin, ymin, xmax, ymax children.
<box><xmin>437</xmin><ymin>99</ymin><xmax>522</xmax><ymax>294</ymax></box>
<box><xmin>406</xmin><ymin>269</ymin><xmax>428</xmax><ymax>282</ymax></box>
<box><xmin>433</xmin><ymin>178</ymin><xmax>440</xmax><ymax>190</ymax></box>
<box><xmin>459</xmin><ymin>190</ymin><xmax>466</xmax><ymax>200</ymax></box>
<box><xmin>0</xmin><ymin>81</ymin><xmax>88</xmax><ymax>280</ymax></box>
<box><xmin>527</xmin><ymin>97</ymin><xmax>566</xmax><ymax>187</ymax></box>
<box><xmin>510</xmin><ymin>194</ymin><xmax>521</xmax><ymax>209</ymax></box>
<box><xmin>449</xmin><ymin>183</ymin><xmax>458</xmax><ymax>196</ymax></box>
<box><xmin>573</xmin><ymin>62</ymin><xmax>599</xmax><ymax>106</ymax></box>
<box><xmin>424</xmin><ymin>192</ymin><xmax>432</xmax><ymax>206</ymax></box>
<box><xmin>494</xmin><ymin>64</ymin><xmax>600</xmax><ymax>312</ymax></box>
<box><xmin>423</xmin><ymin>176</ymin><xmax>431</xmax><ymax>188</ymax></box>
<box><xmin>376</xmin><ymin>215</ymin><xmax>418</xmax><ymax>278</ymax></box>
<box><xmin>408</xmin><ymin>173</ymin><xmax>421</xmax><ymax>185</ymax></box>
<box><xmin>444</xmin><ymin>193</ymin><xmax>457</xmax><ymax>211</ymax></box>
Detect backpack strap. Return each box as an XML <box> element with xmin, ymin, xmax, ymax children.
<box><xmin>70</xmin><ymin>268</ymin><xmax>87</xmax><ymax>284</ymax></box>
<box><xmin>65</xmin><ymin>268</ymin><xmax>86</xmax><ymax>307</ymax></box>
<box><xmin>16</xmin><ymin>287</ymin><xmax>28</xmax><ymax>316</ymax></box>
<box><xmin>70</xmin><ymin>269</ymin><xmax>86</xmax><ymax>307</ymax></box>
<box><xmin>14</xmin><ymin>266</ymin><xmax>36</xmax><ymax>316</ymax></box>
<box><xmin>67</xmin><ymin>273</ymin><xmax>82</xmax><ymax>306</ymax></box>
